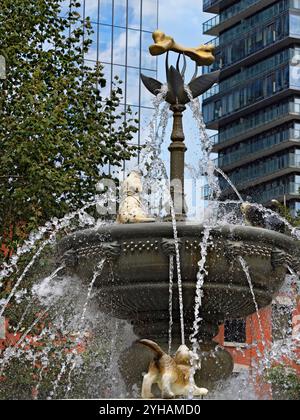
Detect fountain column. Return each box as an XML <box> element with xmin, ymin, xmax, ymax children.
<box><xmin>169</xmin><ymin>104</ymin><xmax>187</xmax><ymax>220</ymax></box>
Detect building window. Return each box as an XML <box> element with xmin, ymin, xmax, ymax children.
<box><xmin>224</xmin><ymin>319</ymin><xmax>247</xmax><ymax>344</ymax></box>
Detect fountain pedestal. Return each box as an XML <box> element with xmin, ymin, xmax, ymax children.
<box><xmin>59</xmin><ymin>222</ymin><xmax>300</xmax><ymax>394</ymax></box>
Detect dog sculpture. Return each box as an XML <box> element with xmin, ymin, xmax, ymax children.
<box><xmin>117</xmin><ymin>171</ymin><xmax>155</xmax><ymax>224</ymax></box>
<box><xmin>241</xmin><ymin>201</ymin><xmax>287</xmax><ymax>234</ymax></box>
<box><xmin>139</xmin><ymin>339</ymin><xmax>208</xmax><ymax>399</ymax></box>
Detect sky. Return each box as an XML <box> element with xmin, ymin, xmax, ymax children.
<box><xmin>158</xmin><ymin>0</ymin><xmax>213</xmax><ymax>49</ymax></box>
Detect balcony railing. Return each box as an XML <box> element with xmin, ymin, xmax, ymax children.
<box><xmin>203</xmin><ymin>0</ymin><xmax>221</xmax><ymax>10</ymax></box>
<box><xmin>203</xmin><ymin>16</ymin><xmax>220</xmax><ymax>33</ymax></box>
<box><xmin>216</xmin><ymin>129</ymin><xmax>300</xmax><ymax>168</ymax></box>
<box><xmin>203</xmin><ymin>181</ymin><xmax>300</xmax><ymax>201</ymax></box>
<box><xmin>209</xmin><ymin>102</ymin><xmax>300</xmax><ymax>145</ymax></box>
<box><xmin>203</xmin><ymin>0</ymin><xmax>281</xmax><ymax>34</ymax></box>
<box><xmin>224</xmin><ymin>153</ymin><xmax>300</xmax><ymax>187</ymax></box>
<box><xmin>203</xmin><ymin>49</ymin><xmax>291</xmax><ymax>101</ymax></box>
<box><xmin>202</xmin><ymin>84</ymin><xmax>220</xmax><ymax>100</ymax></box>
<box><xmin>252</xmin><ymin>182</ymin><xmax>300</xmax><ymax>203</ymax></box>
<box><xmin>205</xmin><ymin>37</ymin><xmax>219</xmax><ymax>48</ymax></box>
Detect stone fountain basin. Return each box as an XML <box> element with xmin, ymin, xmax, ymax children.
<box><xmin>58</xmin><ymin>222</ymin><xmax>300</xmax><ymax>337</ymax></box>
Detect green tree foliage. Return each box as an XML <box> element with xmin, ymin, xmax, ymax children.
<box><xmin>266</xmin><ymin>365</ymin><xmax>300</xmax><ymax>400</ymax></box>
<box><xmin>0</xmin><ymin>0</ymin><xmax>139</xmax><ymax>252</ymax></box>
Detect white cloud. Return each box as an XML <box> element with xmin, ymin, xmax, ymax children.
<box><xmin>158</xmin><ymin>0</ymin><xmax>214</xmax><ymax>46</ymax></box>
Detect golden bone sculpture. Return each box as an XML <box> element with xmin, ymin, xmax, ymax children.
<box><xmin>149</xmin><ymin>30</ymin><xmax>215</xmax><ymax>66</ymax></box>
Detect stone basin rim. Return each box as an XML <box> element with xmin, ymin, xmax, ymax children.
<box><xmin>59</xmin><ymin>222</ymin><xmax>300</xmax><ymax>254</ymax></box>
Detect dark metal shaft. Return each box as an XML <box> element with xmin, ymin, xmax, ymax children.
<box><xmin>169</xmin><ymin>104</ymin><xmax>187</xmax><ymax>220</ymax></box>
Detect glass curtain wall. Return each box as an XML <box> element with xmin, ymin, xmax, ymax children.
<box><xmin>61</xmin><ymin>0</ymin><xmax>159</xmax><ymax>175</ymax></box>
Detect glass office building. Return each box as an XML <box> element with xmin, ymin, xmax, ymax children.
<box><xmin>61</xmin><ymin>0</ymin><xmax>159</xmax><ymax>175</ymax></box>
<box><xmin>202</xmin><ymin>0</ymin><xmax>300</xmax><ymax>214</ymax></box>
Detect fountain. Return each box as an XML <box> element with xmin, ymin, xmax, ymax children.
<box><xmin>56</xmin><ymin>30</ymin><xmax>300</xmax><ymax>396</ymax></box>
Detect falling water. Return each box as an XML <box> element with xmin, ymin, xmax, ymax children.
<box><xmin>238</xmin><ymin>256</ymin><xmax>265</xmax><ymax>347</ymax></box>
<box><xmin>0</xmin><ymin>238</ymin><xmax>58</xmax><ymax>318</ymax></box>
<box><xmin>189</xmin><ymin>226</ymin><xmax>212</xmax><ymax>398</ymax></box>
<box><xmin>139</xmin><ymin>85</ymin><xmax>169</xmax><ymax>174</ymax></box>
<box><xmin>0</xmin><ymin>263</ymin><xmax>69</xmax><ymax>392</ymax></box>
<box><xmin>215</xmin><ymin>167</ymin><xmax>244</xmax><ymax>203</ymax></box>
<box><xmin>140</xmin><ymin>88</ymin><xmax>186</xmax><ymax>346</ymax></box>
<box><xmin>0</xmin><ymin>201</ymin><xmax>97</xmax><ymax>284</ymax></box>
<box><xmin>0</xmin><ymin>307</ymin><xmax>51</xmax><ymax>376</ymax></box>
<box><xmin>63</xmin><ymin>258</ymin><xmax>106</xmax><ymax>398</ymax></box>
<box><xmin>169</xmin><ymin>201</ymin><xmax>185</xmax><ymax>346</ymax></box>
<box><xmin>168</xmin><ymin>255</ymin><xmax>174</xmax><ymax>354</ymax></box>
<box><xmin>191</xmin><ymin>227</ymin><xmax>211</xmax><ymax>345</ymax></box>
<box><xmin>185</xmin><ymin>88</ymin><xmax>221</xmax><ymax>392</ymax></box>
<box><xmin>34</xmin><ymin>366</ymin><xmax>47</xmax><ymax>400</ymax></box>
<box><xmin>14</xmin><ymin>307</ymin><xmax>51</xmax><ymax>349</ymax></box>
<box><xmin>140</xmin><ymin>90</ymin><xmax>170</xmax><ymax>217</ymax></box>
<box><xmin>0</xmin><ymin>200</ymin><xmax>108</xmax><ymax>327</ymax></box>
<box><xmin>185</xmin><ymin>89</ymin><xmax>220</xmax><ymax>199</ymax></box>
<box><xmin>248</xmin><ymin>202</ymin><xmax>300</xmax><ymax>240</ymax></box>
<box><xmin>184</xmin><ymin>92</ymin><xmax>243</xmax><ymax>204</ymax></box>
<box><xmin>48</xmin><ymin>358</ymin><xmax>70</xmax><ymax>400</ymax></box>
<box><xmin>14</xmin><ymin>298</ymin><xmax>33</xmax><ymax>334</ymax></box>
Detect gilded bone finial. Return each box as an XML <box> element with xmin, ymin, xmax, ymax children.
<box><xmin>149</xmin><ymin>30</ymin><xmax>215</xmax><ymax>67</ymax></box>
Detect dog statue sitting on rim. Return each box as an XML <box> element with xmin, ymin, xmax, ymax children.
<box><xmin>117</xmin><ymin>171</ymin><xmax>155</xmax><ymax>224</ymax></box>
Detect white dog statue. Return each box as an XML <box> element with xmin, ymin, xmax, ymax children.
<box><xmin>117</xmin><ymin>171</ymin><xmax>156</xmax><ymax>224</ymax></box>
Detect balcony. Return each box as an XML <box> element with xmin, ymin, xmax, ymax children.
<box><xmin>203</xmin><ymin>7</ymin><xmax>300</xmax><ymax>79</ymax></box>
<box><xmin>203</xmin><ymin>0</ymin><xmax>240</xmax><ymax>13</ymax></box>
<box><xmin>203</xmin><ymin>48</ymin><xmax>291</xmax><ymax>101</ymax></box>
<box><xmin>203</xmin><ymin>0</ymin><xmax>223</xmax><ymax>13</ymax></box>
<box><xmin>203</xmin><ymin>15</ymin><xmax>220</xmax><ymax>35</ymax></box>
<box><xmin>217</xmin><ymin>129</ymin><xmax>300</xmax><ymax>172</ymax></box>
<box><xmin>222</xmin><ymin>152</ymin><xmax>300</xmax><ymax>192</ymax></box>
<box><xmin>210</xmin><ymin>101</ymin><xmax>300</xmax><ymax>150</ymax></box>
<box><xmin>202</xmin><ymin>84</ymin><xmax>220</xmax><ymax>101</ymax></box>
<box><xmin>216</xmin><ymin>179</ymin><xmax>300</xmax><ymax>202</ymax></box>
<box><xmin>203</xmin><ymin>0</ymin><xmax>280</xmax><ymax>36</ymax></box>
<box><xmin>205</xmin><ymin>36</ymin><xmax>220</xmax><ymax>49</ymax></box>
<box><xmin>252</xmin><ymin>182</ymin><xmax>300</xmax><ymax>204</ymax></box>
<box><xmin>217</xmin><ymin>129</ymin><xmax>300</xmax><ymax>171</ymax></box>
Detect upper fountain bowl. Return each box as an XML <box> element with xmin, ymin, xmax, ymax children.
<box><xmin>58</xmin><ymin>222</ymin><xmax>300</xmax><ymax>340</ymax></box>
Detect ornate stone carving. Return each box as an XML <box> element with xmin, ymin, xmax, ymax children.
<box><xmin>271</xmin><ymin>250</ymin><xmax>300</xmax><ymax>273</ymax></box>
<box><xmin>289</xmin><ymin>255</ymin><xmax>300</xmax><ymax>273</ymax></box>
<box><xmin>61</xmin><ymin>249</ymin><xmax>78</xmax><ymax>269</ymax></box>
<box><xmin>99</xmin><ymin>241</ymin><xmax>121</xmax><ymax>259</ymax></box>
<box><xmin>224</xmin><ymin>241</ymin><xmax>244</xmax><ymax>261</ymax></box>
<box><xmin>122</xmin><ymin>240</ymin><xmax>159</xmax><ymax>254</ymax></box>
<box><xmin>161</xmin><ymin>238</ymin><xmax>182</xmax><ymax>256</ymax></box>
<box><xmin>271</xmin><ymin>248</ymin><xmax>288</xmax><ymax>269</ymax></box>
<box><xmin>224</xmin><ymin>240</ymin><xmax>272</xmax><ymax>261</ymax></box>
<box><xmin>69</xmin><ymin>241</ymin><xmax>121</xmax><ymax>263</ymax></box>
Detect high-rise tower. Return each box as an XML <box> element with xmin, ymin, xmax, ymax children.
<box><xmin>202</xmin><ymin>0</ymin><xmax>300</xmax><ymax>214</ymax></box>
